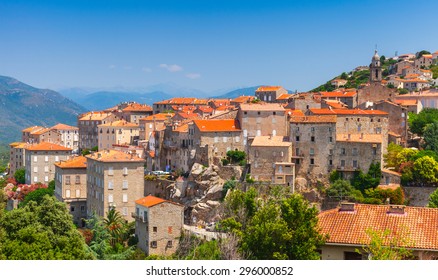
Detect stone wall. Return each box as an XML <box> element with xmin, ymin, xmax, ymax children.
<box><xmin>357</xmin><ymin>83</ymin><xmax>397</xmax><ymax>107</ymax></box>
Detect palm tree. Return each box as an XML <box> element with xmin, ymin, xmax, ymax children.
<box><xmin>104</xmin><ymin>208</ymin><xmax>125</xmax><ymax>247</ymax></box>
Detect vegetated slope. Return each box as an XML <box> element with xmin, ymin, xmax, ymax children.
<box><xmin>0</xmin><ymin>75</ymin><xmax>86</xmax><ymax>143</ymax></box>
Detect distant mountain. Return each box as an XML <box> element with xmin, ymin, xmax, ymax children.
<box><xmin>213</xmin><ymin>86</ymin><xmax>261</xmax><ymax>99</ymax></box>
<box><xmin>72</xmin><ymin>91</ymin><xmax>173</xmax><ymax>111</ymax></box>
<box><xmin>0</xmin><ymin>75</ymin><xmax>86</xmax><ymax>143</ymax></box>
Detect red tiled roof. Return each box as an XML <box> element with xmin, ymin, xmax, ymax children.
<box><xmin>232</xmin><ymin>96</ymin><xmax>255</xmax><ymax>103</ymax></box>
<box><xmin>324</xmin><ymin>100</ymin><xmax>347</xmax><ymax>109</ymax></box>
<box><xmin>135</xmin><ymin>195</ymin><xmax>183</xmax><ymax>208</ymax></box>
<box><xmin>193</xmin><ymin>119</ymin><xmax>241</xmax><ymax>132</ymax></box>
<box><xmin>318</xmin><ymin>204</ymin><xmax>438</xmax><ymax>250</ymax></box>
<box><xmin>51</xmin><ymin>123</ymin><xmax>78</xmax><ymax>130</ymax></box>
<box><xmin>174</xmin><ymin>112</ymin><xmax>200</xmax><ymax>120</ymax></box>
<box><xmin>256</xmin><ymin>86</ymin><xmax>283</xmax><ymax>92</ymax></box>
<box><xmin>98</xmin><ymin>120</ymin><xmax>139</xmax><ymax>128</ymax></box>
<box><xmin>140</xmin><ymin>113</ymin><xmax>174</xmax><ymax>121</ymax></box>
<box><xmin>154</xmin><ymin>98</ymin><xmax>208</xmax><ymax>105</ymax></box>
<box><xmin>240</xmin><ymin>103</ymin><xmax>286</xmax><ymax>111</ymax></box>
<box><xmin>310</xmin><ymin>108</ymin><xmax>388</xmax><ymax>116</ymax></box>
<box><xmin>320</xmin><ymin>91</ymin><xmax>357</xmax><ymax>98</ymax></box>
<box><xmin>122</xmin><ymin>103</ymin><xmax>153</xmax><ymax>112</ymax></box>
<box><xmin>336</xmin><ymin>133</ymin><xmax>382</xmax><ymax>143</ymax></box>
<box><xmin>78</xmin><ymin>111</ymin><xmax>114</xmax><ymax>121</ymax></box>
<box><xmin>277</xmin><ymin>93</ymin><xmax>293</xmax><ymax>100</ymax></box>
<box><xmin>22</xmin><ymin>126</ymin><xmax>44</xmax><ymax>133</ymax></box>
<box><xmin>25</xmin><ymin>142</ymin><xmax>72</xmax><ymax>151</ymax></box>
<box><xmin>55</xmin><ymin>156</ymin><xmax>87</xmax><ymax>168</ymax></box>
<box><xmin>86</xmin><ymin>149</ymin><xmax>144</xmax><ymax>162</ymax></box>
<box><xmin>394</xmin><ymin>99</ymin><xmax>418</xmax><ymax>106</ymax></box>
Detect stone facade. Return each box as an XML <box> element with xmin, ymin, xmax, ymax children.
<box><xmin>97</xmin><ymin>120</ymin><xmax>140</xmax><ymax>151</ymax></box>
<box><xmin>373</xmin><ymin>100</ymin><xmax>408</xmax><ymax>146</ymax></box>
<box><xmin>286</xmin><ymin>94</ymin><xmax>321</xmax><ymax>111</ymax></box>
<box><xmin>54</xmin><ymin>156</ymin><xmax>88</xmax><ymax>226</ymax></box>
<box><xmin>357</xmin><ymin>83</ymin><xmax>397</xmax><ymax>107</ymax></box>
<box><xmin>24</xmin><ymin>142</ymin><xmax>72</xmax><ymax>184</ymax></box>
<box><xmin>86</xmin><ymin>150</ymin><xmax>145</xmax><ymax>222</ymax></box>
<box><xmin>134</xmin><ymin>196</ymin><xmax>184</xmax><ymax>256</ymax></box>
<box><xmin>255</xmin><ymin>86</ymin><xmax>288</xmax><ymax>103</ymax></box>
<box><xmin>9</xmin><ymin>142</ymin><xmax>26</xmax><ymax>178</ymax></box>
<box><xmin>78</xmin><ymin>112</ymin><xmax>119</xmax><ymax>151</ymax></box>
<box><xmin>51</xmin><ymin>123</ymin><xmax>79</xmax><ymax>153</ymax></box>
<box><xmin>138</xmin><ymin>113</ymin><xmax>173</xmax><ymax>141</ymax></box>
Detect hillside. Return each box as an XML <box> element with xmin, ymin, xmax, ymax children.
<box><xmin>0</xmin><ymin>75</ymin><xmax>86</xmax><ymax>143</ymax></box>
<box><xmin>213</xmin><ymin>86</ymin><xmax>261</xmax><ymax>99</ymax></box>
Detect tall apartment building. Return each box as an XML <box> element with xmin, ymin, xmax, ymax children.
<box><xmin>97</xmin><ymin>120</ymin><xmax>140</xmax><ymax>151</ymax></box>
<box><xmin>78</xmin><ymin>111</ymin><xmax>119</xmax><ymax>151</ymax></box>
<box><xmin>24</xmin><ymin>142</ymin><xmax>72</xmax><ymax>184</ymax></box>
<box><xmin>54</xmin><ymin>156</ymin><xmax>87</xmax><ymax>226</ymax></box>
<box><xmin>134</xmin><ymin>195</ymin><xmax>184</xmax><ymax>256</ymax></box>
<box><xmin>9</xmin><ymin>142</ymin><xmax>26</xmax><ymax>177</ymax></box>
<box><xmin>51</xmin><ymin>123</ymin><xmax>80</xmax><ymax>152</ymax></box>
<box><xmin>86</xmin><ymin>149</ymin><xmax>145</xmax><ymax>221</ymax></box>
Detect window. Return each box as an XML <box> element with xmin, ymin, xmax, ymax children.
<box><xmin>44</xmin><ymin>176</ymin><xmax>48</xmax><ymax>182</ymax></box>
<box><xmin>153</xmin><ymin>227</ymin><xmax>157</xmax><ymax>233</ymax></box>
<box><xmin>223</xmin><ymin>136</ymin><xmax>227</xmax><ymax>143</ymax></box>
<box><xmin>295</xmin><ymin>148</ymin><xmax>300</xmax><ymax>155</ymax></box>
<box><xmin>33</xmin><ymin>156</ymin><xmax>37</xmax><ymax>162</ymax></box>
<box><xmin>352</xmin><ymin>148</ymin><xmax>358</xmax><ymax>156</ymax></box>
<box><xmin>122</xmin><ymin>207</ymin><xmax>128</xmax><ymax>216</ymax></box>
<box><xmin>311</xmin><ymin>127</ymin><xmax>315</xmax><ymax>132</ymax></box>
<box><xmin>34</xmin><ymin>166</ymin><xmax>38</xmax><ymax>173</ymax></box>
<box><xmin>34</xmin><ymin>176</ymin><xmax>38</xmax><ymax>183</ymax></box>
<box><xmin>353</xmin><ymin>160</ymin><xmax>358</xmax><ymax>168</ymax></box>
<box><xmin>310</xmin><ymin>158</ymin><xmax>314</xmax><ymax>165</ymax></box>
<box><xmin>70</xmin><ymin>206</ymin><xmax>75</xmax><ymax>212</ymax></box>
<box><xmin>167</xmin><ymin>241</ymin><xmax>173</xmax><ymax>248</ymax></box>
<box><xmin>310</xmin><ymin>148</ymin><xmax>314</xmax><ymax>155</ymax></box>
<box><xmin>45</xmin><ymin>156</ymin><xmax>48</xmax><ymax>162</ymax></box>
<box><xmin>272</xmin><ymin>129</ymin><xmax>276</xmax><ymax>136</ymax></box>
<box><xmin>122</xmin><ymin>180</ymin><xmax>128</xmax><ymax>190</ymax></box>
<box><xmin>329</xmin><ymin>149</ymin><xmax>333</xmax><ymax>155</ymax></box>
<box><xmin>108</xmin><ymin>181</ymin><xmax>114</xmax><ymax>190</ymax></box>
<box><xmin>296</xmin><ymin>136</ymin><xmax>300</xmax><ymax>142</ymax></box>
<box><xmin>311</xmin><ymin>136</ymin><xmax>315</xmax><ymax>142</ymax></box>
<box><xmin>214</xmin><ymin>136</ymin><xmax>219</xmax><ymax>143</ymax></box>
<box><xmin>235</xmin><ymin>136</ymin><xmax>240</xmax><ymax>143</ymax></box>
<box><xmin>341</xmin><ymin>160</ymin><xmax>345</xmax><ymax>167</ymax></box>
<box><xmin>341</xmin><ymin>148</ymin><xmax>346</xmax><ymax>155</ymax></box>
<box><xmin>123</xmin><ymin>167</ymin><xmax>128</xmax><ymax>175</ymax></box>
<box><xmin>44</xmin><ymin>166</ymin><xmax>49</xmax><ymax>172</ymax></box>
<box><xmin>256</xmin><ymin>130</ymin><xmax>261</xmax><ymax>136</ymax></box>
<box><xmin>108</xmin><ymin>194</ymin><xmax>113</xmax><ymax>203</ymax></box>
<box><xmin>76</xmin><ymin>189</ymin><xmax>80</xmax><ymax>198</ymax></box>
<box><xmin>55</xmin><ymin>156</ymin><xmax>59</xmax><ymax>162</ymax></box>
<box><xmin>81</xmin><ymin>206</ymin><xmax>86</xmax><ymax>212</ymax></box>
<box><xmin>151</xmin><ymin>241</ymin><xmax>157</xmax><ymax>248</ymax></box>
<box><xmin>122</xmin><ymin>194</ymin><xmax>128</xmax><ymax>203</ymax></box>
<box><xmin>75</xmin><ymin>175</ymin><xmax>80</xmax><ymax>184</ymax></box>
<box><xmin>66</xmin><ymin>176</ymin><xmax>71</xmax><ymax>185</ymax></box>
<box><xmin>329</xmin><ymin>159</ymin><xmax>333</xmax><ymax>165</ymax></box>
<box><xmin>66</xmin><ymin>189</ymin><xmax>71</xmax><ymax>198</ymax></box>
<box><xmin>329</xmin><ymin>136</ymin><xmax>333</xmax><ymax>142</ymax></box>
<box><xmin>108</xmin><ymin>167</ymin><xmax>114</xmax><ymax>175</ymax></box>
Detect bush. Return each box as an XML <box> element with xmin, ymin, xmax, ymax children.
<box><xmin>221</xmin><ymin>158</ymin><xmax>230</xmax><ymax>166</ymax></box>
<box><xmin>144</xmin><ymin>175</ymin><xmax>157</xmax><ymax>181</ymax></box>
<box><xmin>226</xmin><ymin>150</ymin><xmax>246</xmax><ymax>164</ymax></box>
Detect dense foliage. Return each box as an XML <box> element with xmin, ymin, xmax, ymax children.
<box><xmin>0</xmin><ymin>196</ymin><xmax>94</xmax><ymax>260</ymax></box>
<box><xmin>408</xmin><ymin>108</ymin><xmax>438</xmax><ymax>136</ymax></box>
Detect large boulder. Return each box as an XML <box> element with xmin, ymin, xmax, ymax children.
<box><xmin>205</xmin><ymin>182</ymin><xmax>224</xmax><ymax>201</ymax></box>
<box><xmin>200</xmin><ymin>165</ymin><xmax>219</xmax><ymax>181</ymax></box>
<box><xmin>295</xmin><ymin>177</ymin><xmax>308</xmax><ymax>192</ymax></box>
<box><xmin>190</xmin><ymin>163</ymin><xmax>205</xmax><ymax>178</ymax></box>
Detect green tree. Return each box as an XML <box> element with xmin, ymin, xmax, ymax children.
<box><xmin>408</xmin><ymin>108</ymin><xmax>438</xmax><ymax>135</ymax></box>
<box><xmin>416</xmin><ymin>50</ymin><xmax>431</xmax><ymax>59</ymax></box>
<box><xmin>423</xmin><ymin>121</ymin><xmax>438</xmax><ymax>154</ymax></box>
<box><xmin>360</xmin><ymin>228</ymin><xmax>413</xmax><ymax>260</ymax></box>
<box><xmin>413</xmin><ymin>156</ymin><xmax>438</xmax><ymax>185</ymax></box>
<box><xmin>340</xmin><ymin>72</ymin><xmax>348</xmax><ymax>80</ymax></box>
<box><xmin>428</xmin><ymin>188</ymin><xmax>438</xmax><ymax>208</ymax></box>
<box><xmin>0</xmin><ymin>196</ymin><xmax>94</xmax><ymax>260</ymax></box>
<box><xmin>384</xmin><ymin>143</ymin><xmax>403</xmax><ymax>170</ymax></box>
<box><xmin>20</xmin><ymin>181</ymin><xmax>55</xmax><ymax>207</ymax></box>
<box><xmin>14</xmin><ymin>168</ymin><xmax>25</xmax><ymax>184</ymax></box>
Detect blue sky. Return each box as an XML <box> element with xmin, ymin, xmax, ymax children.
<box><xmin>1</xmin><ymin>0</ymin><xmax>438</xmax><ymax>93</ymax></box>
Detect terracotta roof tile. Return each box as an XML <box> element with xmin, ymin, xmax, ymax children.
<box><xmin>318</xmin><ymin>203</ymin><xmax>438</xmax><ymax>250</ymax></box>
<box><xmin>320</xmin><ymin>91</ymin><xmax>357</xmax><ymax>98</ymax></box>
<box><xmin>122</xmin><ymin>103</ymin><xmax>153</xmax><ymax>112</ymax></box>
<box><xmin>140</xmin><ymin>113</ymin><xmax>174</xmax><ymax>121</ymax></box>
<box><xmin>79</xmin><ymin>112</ymin><xmax>114</xmax><ymax>121</ymax></box>
<box><xmin>232</xmin><ymin>96</ymin><xmax>255</xmax><ymax>103</ymax></box>
<box><xmin>55</xmin><ymin>156</ymin><xmax>87</xmax><ymax>168</ymax></box>
<box><xmin>51</xmin><ymin>123</ymin><xmax>78</xmax><ymax>130</ymax></box>
<box><xmin>31</xmin><ymin>128</ymin><xmax>53</xmax><ymax>135</ymax></box>
<box><xmin>25</xmin><ymin>142</ymin><xmax>72</xmax><ymax>151</ymax></box>
<box><xmin>256</xmin><ymin>86</ymin><xmax>283</xmax><ymax>92</ymax></box>
<box><xmin>277</xmin><ymin>93</ymin><xmax>293</xmax><ymax>100</ymax></box>
<box><xmin>154</xmin><ymin>98</ymin><xmax>208</xmax><ymax>105</ymax></box>
<box><xmin>86</xmin><ymin>149</ymin><xmax>144</xmax><ymax>162</ymax></box>
<box><xmin>194</xmin><ymin>119</ymin><xmax>241</xmax><ymax>132</ymax></box>
<box><xmin>394</xmin><ymin>99</ymin><xmax>418</xmax><ymax>106</ymax></box>
<box><xmin>135</xmin><ymin>195</ymin><xmax>183</xmax><ymax>208</ymax></box>
<box><xmin>98</xmin><ymin>120</ymin><xmax>139</xmax><ymax>128</ymax></box>
<box><xmin>22</xmin><ymin>126</ymin><xmax>45</xmax><ymax>133</ymax></box>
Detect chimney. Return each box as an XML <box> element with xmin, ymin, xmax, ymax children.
<box><xmin>339</xmin><ymin>202</ymin><xmax>355</xmax><ymax>212</ymax></box>
<box><xmin>348</xmin><ymin>134</ymin><xmax>351</xmax><ymax>140</ymax></box>
<box><xmin>388</xmin><ymin>205</ymin><xmax>405</xmax><ymax>215</ymax></box>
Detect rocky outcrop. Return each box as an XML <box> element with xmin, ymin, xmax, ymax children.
<box><xmin>168</xmin><ymin>163</ymin><xmax>243</xmax><ymax>223</ymax></box>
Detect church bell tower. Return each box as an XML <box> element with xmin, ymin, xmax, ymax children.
<box><xmin>370</xmin><ymin>50</ymin><xmax>382</xmax><ymax>83</ymax></box>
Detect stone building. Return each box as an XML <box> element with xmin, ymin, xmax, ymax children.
<box><xmin>118</xmin><ymin>102</ymin><xmax>153</xmax><ymax>124</ymax></box>
<box><xmin>370</xmin><ymin>50</ymin><xmax>382</xmax><ymax>83</ymax></box>
<box><xmin>372</xmin><ymin>100</ymin><xmax>408</xmax><ymax>146</ymax></box>
<box><xmin>334</xmin><ymin>133</ymin><xmax>383</xmax><ymax>177</ymax></box>
<box><xmin>134</xmin><ymin>195</ymin><xmax>184</xmax><ymax>256</ymax></box>
<box><xmin>50</xmin><ymin>123</ymin><xmax>79</xmax><ymax>152</ymax></box>
<box><xmin>230</xmin><ymin>95</ymin><xmax>255</xmax><ymax>106</ymax></box>
<box><xmin>248</xmin><ymin>135</ymin><xmax>294</xmax><ymax>187</ymax></box>
<box><xmin>153</xmin><ymin>98</ymin><xmax>208</xmax><ymax>114</ymax></box>
<box><xmin>255</xmin><ymin>86</ymin><xmax>288</xmax><ymax>103</ymax></box>
<box><xmin>78</xmin><ymin>111</ymin><xmax>119</xmax><ymax>151</ymax></box>
<box><xmin>286</xmin><ymin>93</ymin><xmax>321</xmax><ymax>111</ymax></box>
<box><xmin>189</xmin><ymin>119</ymin><xmax>243</xmax><ymax>166</ymax></box>
<box><xmin>86</xmin><ymin>149</ymin><xmax>145</xmax><ymax>222</ymax></box>
<box><xmin>97</xmin><ymin>120</ymin><xmax>140</xmax><ymax>151</ymax></box>
<box><xmin>24</xmin><ymin>142</ymin><xmax>72</xmax><ymax>184</ymax></box>
<box><xmin>138</xmin><ymin>113</ymin><xmax>174</xmax><ymax>141</ymax></box>
<box><xmin>237</xmin><ymin>103</ymin><xmax>287</xmax><ymax>147</ymax></box>
<box><xmin>318</xmin><ymin>203</ymin><xmax>438</xmax><ymax>260</ymax></box>
<box><xmin>8</xmin><ymin>142</ymin><xmax>26</xmax><ymax>178</ymax></box>
<box><xmin>289</xmin><ymin>115</ymin><xmax>337</xmax><ymax>179</ymax></box>
<box><xmin>21</xmin><ymin>126</ymin><xmax>44</xmax><ymax>143</ymax></box>
<box><xmin>414</xmin><ymin>54</ymin><xmax>433</xmax><ymax>69</ymax></box>
<box><xmin>162</xmin><ymin>123</ymin><xmax>191</xmax><ymax>173</ymax></box>
<box><xmin>27</xmin><ymin>127</ymin><xmax>61</xmax><ymax>145</ymax></box>
<box><xmin>319</xmin><ymin>91</ymin><xmax>357</xmax><ymax>109</ymax></box>
<box><xmin>54</xmin><ymin>156</ymin><xmax>88</xmax><ymax>226</ymax></box>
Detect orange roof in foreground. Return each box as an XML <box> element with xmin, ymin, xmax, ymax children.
<box><xmin>135</xmin><ymin>195</ymin><xmax>183</xmax><ymax>208</ymax></box>
<box><xmin>86</xmin><ymin>149</ymin><xmax>144</xmax><ymax>162</ymax></box>
<box><xmin>318</xmin><ymin>204</ymin><xmax>438</xmax><ymax>250</ymax></box>
<box><xmin>310</xmin><ymin>108</ymin><xmax>388</xmax><ymax>116</ymax></box>
<box><xmin>256</xmin><ymin>86</ymin><xmax>283</xmax><ymax>92</ymax></box>
<box><xmin>320</xmin><ymin>91</ymin><xmax>357</xmax><ymax>97</ymax></box>
<box><xmin>193</xmin><ymin>119</ymin><xmax>241</xmax><ymax>132</ymax></box>
<box><xmin>55</xmin><ymin>156</ymin><xmax>87</xmax><ymax>168</ymax></box>
<box><xmin>25</xmin><ymin>142</ymin><xmax>72</xmax><ymax>151</ymax></box>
